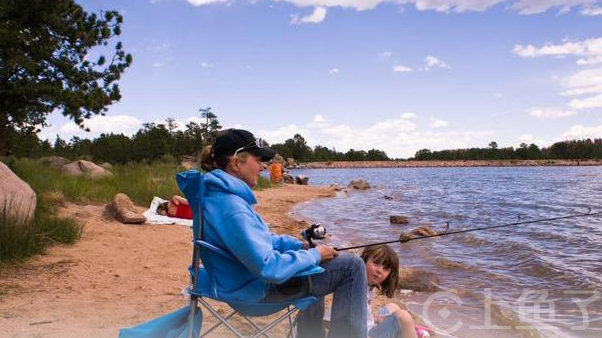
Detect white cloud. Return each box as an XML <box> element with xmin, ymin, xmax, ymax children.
<box><xmin>146</xmin><ymin>42</ymin><xmax>171</xmax><ymax>53</ymax></box>
<box><xmin>201</xmin><ymin>62</ymin><xmax>213</xmax><ymax>68</ymax></box>
<box><xmin>313</xmin><ymin>114</ymin><xmax>326</xmax><ymax>122</ymax></box>
<box><xmin>184</xmin><ymin>1</ymin><xmax>601</xmax><ymax>18</ymax></box>
<box><xmin>393</xmin><ymin>65</ymin><xmax>412</xmax><ymax>72</ymax></box>
<box><xmin>562</xmin><ymin>124</ymin><xmax>602</xmax><ymax>139</ymax></box>
<box><xmin>59</xmin><ymin>115</ymin><xmax>143</xmax><ymax>137</ymax></box>
<box><xmin>379</xmin><ymin>51</ymin><xmax>393</xmax><ymax>60</ymax></box>
<box><xmin>329</xmin><ymin>68</ymin><xmax>340</xmax><ymax>74</ymax></box>
<box><xmin>424</xmin><ymin>55</ymin><xmax>450</xmax><ymax>69</ymax></box>
<box><xmin>513</xmin><ymin>37</ymin><xmax>602</xmax><ymax>65</ymax></box>
<box><xmin>568</xmin><ymin>94</ymin><xmax>602</xmax><ymax>109</ymax></box>
<box><xmin>291</xmin><ymin>6</ymin><xmax>327</xmax><ymax>24</ymax></box>
<box><xmin>429</xmin><ymin>117</ymin><xmax>449</xmax><ymax>128</ymax></box>
<box><xmin>515</xmin><ymin>37</ymin><xmax>602</xmax><ymax>113</ymax></box>
<box><xmin>256</xmin><ymin>113</ymin><xmax>495</xmax><ymax>158</ymax></box>
<box><xmin>581</xmin><ymin>4</ymin><xmax>602</xmax><ymax>15</ymax></box>
<box><xmin>492</xmin><ymin>92</ymin><xmax>504</xmax><ymax>99</ymax></box>
<box><xmin>528</xmin><ymin>107</ymin><xmax>576</xmax><ymax>119</ymax></box>
<box><xmin>152</xmin><ymin>63</ymin><xmax>164</xmax><ymax>68</ymax></box>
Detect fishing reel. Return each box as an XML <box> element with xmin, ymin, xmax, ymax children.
<box><xmin>301</xmin><ymin>223</ymin><xmax>327</xmax><ymax>248</ymax></box>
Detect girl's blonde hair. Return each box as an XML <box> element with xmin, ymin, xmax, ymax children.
<box><xmin>361</xmin><ymin>245</ymin><xmax>400</xmax><ymax>298</ymax></box>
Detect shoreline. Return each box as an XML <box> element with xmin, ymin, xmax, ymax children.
<box><xmin>0</xmin><ymin>184</ymin><xmax>335</xmax><ymax>338</ymax></box>
<box><xmin>297</xmin><ymin>159</ymin><xmax>602</xmax><ymax>169</ymax></box>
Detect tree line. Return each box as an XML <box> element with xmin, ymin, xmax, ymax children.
<box><xmin>413</xmin><ymin>140</ymin><xmax>602</xmax><ymax>161</ymax></box>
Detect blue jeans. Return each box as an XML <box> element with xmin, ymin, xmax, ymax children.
<box><xmin>262</xmin><ymin>254</ymin><xmax>367</xmax><ymax>338</ymax></box>
<box><xmin>369</xmin><ymin>315</ymin><xmax>402</xmax><ymax>338</ymax></box>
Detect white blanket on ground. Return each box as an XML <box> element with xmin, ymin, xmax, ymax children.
<box><xmin>143</xmin><ymin>196</ymin><xmax>193</xmax><ymax>227</ymax></box>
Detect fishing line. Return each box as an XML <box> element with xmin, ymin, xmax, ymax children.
<box><xmin>333</xmin><ymin>208</ymin><xmax>602</xmax><ymax>251</ymax></box>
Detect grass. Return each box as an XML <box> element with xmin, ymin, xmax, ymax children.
<box><xmin>0</xmin><ymin>197</ymin><xmax>82</xmax><ymax>264</ymax></box>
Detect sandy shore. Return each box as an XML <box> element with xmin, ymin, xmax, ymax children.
<box><xmin>0</xmin><ymin>184</ymin><xmax>335</xmax><ymax>338</ymax></box>
<box><xmin>299</xmin><ymin>159</ymin><xmax>602</xmax><ymax>169</ymax></box>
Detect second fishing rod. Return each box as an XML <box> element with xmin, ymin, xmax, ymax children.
<box><xmin>300</xmin><ymin>208</ymin><xmax>602</xmax><ymax>251</ymax></box>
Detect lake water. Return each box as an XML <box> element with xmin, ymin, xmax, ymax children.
<box><xmin>290</xmin><ymin>166</ymin><xmax>602</xmax><ymax>338</ymax></box>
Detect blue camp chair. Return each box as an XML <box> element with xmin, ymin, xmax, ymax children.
<box><xmin>176</xmin><ymin>170</ymin><xmax>324</xmax><ymax>338</ymax></box>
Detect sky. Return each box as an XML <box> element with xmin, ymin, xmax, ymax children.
<box><xmin>41</xmin><ymin>0</ymin><xmax>602</xmax><ymax>158</ymax></box>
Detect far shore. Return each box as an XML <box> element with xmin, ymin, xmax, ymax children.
<box><xmin>297</xmin><ymin>159</ymin><xmax>602</xmax><ymax>169</ymax></box>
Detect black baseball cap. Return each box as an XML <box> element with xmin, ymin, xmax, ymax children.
<box><xmin>213</xmin><ymin>129</ymin><xmax>276</xmax><ymax>162</ymax></box>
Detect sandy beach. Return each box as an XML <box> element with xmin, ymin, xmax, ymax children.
<box><xmin>0</xmin><ymin>184</ymin><xmax>336</xmax><ymax>338</ymax></box>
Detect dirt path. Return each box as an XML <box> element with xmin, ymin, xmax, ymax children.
<box><xmin>0</xmin><ymin>184</ymin><xmax>335</xmax><ymax>338</ymax></box>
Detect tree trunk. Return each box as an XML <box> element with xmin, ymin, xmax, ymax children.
<box><xmin>0</xmin><ymin>113</ymin><xmax>9</xmax><ymax>156</ymax></box>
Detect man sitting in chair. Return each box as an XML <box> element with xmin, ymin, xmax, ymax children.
<box><xmin>199</xmin><ymin>129</ymin><xmax>367</xmax><ymax>338</ymax></box>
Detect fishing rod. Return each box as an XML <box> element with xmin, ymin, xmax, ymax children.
<box><xmin>311</xmin><ymin>208</ymin><xmax>602</xmax><ymax>251</ymax></box>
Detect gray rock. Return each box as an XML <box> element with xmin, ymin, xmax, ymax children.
<box><xmin>62</xmin><ymin>160</ymin><xmax>113</xmax><ymax>179</ymax></box>
<box><xmin>348</xmin><ymin>179</ymin><xmax>370</xmax><ymax>190</ymax></box>
<box><xmin>0</xmin><ymin>162</ymin><xmax>36</xmax><ymax>223</ymax></box>
<box><xmin>390</xmin><ymin>215</ymin><xmax>409</xmax><ymax>225</ymax></box>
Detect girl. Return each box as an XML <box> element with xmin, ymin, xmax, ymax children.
<box><xmin>361</xmin><ymin>245</ymin><xmax>432</xmax><ymax>338</ymax></box>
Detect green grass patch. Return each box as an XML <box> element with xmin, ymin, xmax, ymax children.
<box><xmin>0</xmin><ymin>198</ymin><xmax>82</xmax><ymax>264</ymax></box>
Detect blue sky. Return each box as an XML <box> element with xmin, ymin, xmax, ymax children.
<box><xmin>42</xmin><ymin>0</ymin><xmax>602</xmax><ymax>158</ymax></box>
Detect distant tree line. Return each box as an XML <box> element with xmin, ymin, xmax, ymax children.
<box><xmin>270</xmin><ymin>134</ymin><xmax>390</xmax><ymax>162</ymax></box>
<box><xmin>7</xmin><ymin>108</ymin><xmax>221</xmax><ymax>164</ymax></box>
<box><xmin>413</xmin><ymin>139</ymin><xmax>602</xmax><ymax>161</ymax></box>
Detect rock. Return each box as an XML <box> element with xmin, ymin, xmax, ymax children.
<box><xmin>398</xmin><ymin>267</ymin><xmax>441</xmax><ymax>292</ymax></box>
<box><xmin>105</xmin><ymin>193</ymin><xmax>146</xmax><ymax>224</ymax></box>
<box><xmin>0</xmin><ymin>162</ymin><xmax>36</xmax><ymax>223</ymax></box>
<box><xmin>283</xmin><ymin>172</ymin><xmax>295</xmax><ymax>184</ymax></box>
<box><xmin>399</xmin><ymin>225</ymin><xmax>438</xmax><ymax>241</ymax></box>
<box><xmin>295</xmin><ymin>175</ymin><xmax>309</xmax><ymax>185</ymax></box>
<box><xmin>384</xmin><ymin>195</ymin><xmax>394</xmax><ymax>200</ymax></box>
<box><xmin>390</xmin><ymin>215</ymin><xmax>409</xmax><ymax>225</ymax></box>
<box><xmin>348</xmin><ymin>179</ymin><xmax>370</xmax><ymax>190</ymax></box>
<box><xmin>40</xmin><ymin>156</ymin><xmax>70</xmax><ymax>169</ymax></box>
<box><xmin>330</xmin><ymin>184</ymin><xmax>343</xmax><ymax>191</ymax></box>
<box><xmin>99</xmin><ymin>162</ymin><xmax>113</xmax><ymax>170</ymax></box>
<box><xmin>62</xmin><ymin>160</ymin><xmax>113</xmax><ymax>179</ymax></box>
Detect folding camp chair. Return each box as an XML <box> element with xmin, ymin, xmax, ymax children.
<box><xmin>176</xmin><ymin>170</ymin><xmax>324</xmax><ymax>338</ymax></box>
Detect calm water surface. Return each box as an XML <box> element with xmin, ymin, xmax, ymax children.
<box><xmin>290</xmin><ymin>166</ymin><xmax>602</xmax><ymax>338</ymax></box>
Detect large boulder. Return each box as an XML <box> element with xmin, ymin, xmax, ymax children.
<box><xmin>62</xmin><ymin>160</ymin><xmax>113</xmax><ymax>179</ymax></box>
<box><xmin>398</xmin><ymin>268</ymin><xmax>441</xmax><ymax>292</ymax></box>
<box><xmin>99</xmin><ymin>162</ymin><xmax>113</xmax><ymax>170</ymax></box>
<box><xmin>40</xmin><ymin>156</ymin><xmax>70</xmax><ymax>169</ymax></box>
<box><xmin>348</xmin><ymin>179</ymin><xmax>370</xmax><ymax>190</ymax></box>
<box><xmin>295</xmin><ymin>175</ymin><xmax>309</xmax><ymax>185</ymax></box>
<box><xmin>0</xmin><ymin>162</ymin><xmax>37</xmax><ymax>223</ymax></box>
<box><xmin>390</xmin><ymin>215</ymin><xmax>409</xmax><ymax>225</ymax></box>
<box><xmin>105</xmin><ymin>193</ymin><xmax>146</xmax><ymax>224</ymax></box>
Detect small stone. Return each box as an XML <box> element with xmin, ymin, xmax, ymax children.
<box><xmin>390</xmin><ymin>215</ymin><xmax>409</xmax><ymax>225</ymax></box>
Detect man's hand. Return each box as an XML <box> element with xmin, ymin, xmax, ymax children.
<box><xmin>315</xmin><ymin>244</ymin><xmax>338</xmax><ymax>263</ymax></box>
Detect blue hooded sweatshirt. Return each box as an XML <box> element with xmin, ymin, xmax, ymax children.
<box><xmin>201</xmin><ymin>169</ymin><xmax>322</xmax><ymax>302</ymax></box>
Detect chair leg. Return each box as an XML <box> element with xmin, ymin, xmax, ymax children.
<box><xmin>286</xmin><ymin>306</ymin><xmax>297</xmax><ymax>338</ymax></box>
<box><xmin>249</xmin><ymin>307</ymin><xmax>298</xmax><ymax>338</ymax></box>
<box><xmin>240</xmin><ymin>315</ymin><xmax>273</xmax><ymax>338</ymax></box>
<box><xmin>199</xmin><ymin>299</ymin><xmax>246</xmax><ymax>338</ymax></box>
<box><xmin>200</xmin><ymin>309</ymin><xmax>237</xmax><ymax>337</ymax></box>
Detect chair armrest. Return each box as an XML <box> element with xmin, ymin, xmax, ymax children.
<box><xmin>293</xmin><ymin>265</ymin><xmax>324</xmax><ymax>277</ymax></box>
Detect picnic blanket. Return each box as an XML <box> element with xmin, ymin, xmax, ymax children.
<box><xmin>143</xmin><ymin>197</ymin><xmax>193</xmax><ymax>227</ymax></box>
